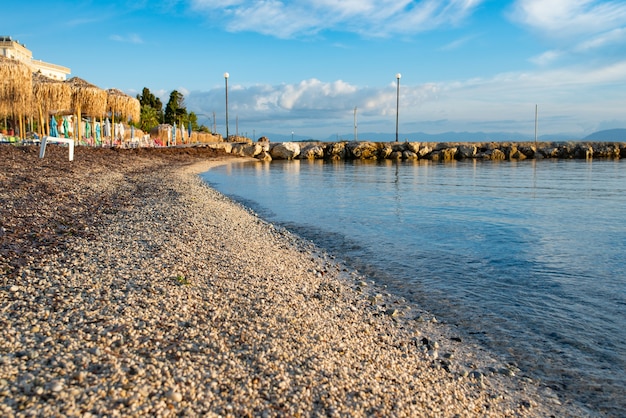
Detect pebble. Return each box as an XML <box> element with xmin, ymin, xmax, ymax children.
<box><xmin>49</xmin><ymin>380</ymin><xmax>64</xmax><ymax>392</ymax></box>
<box><xmin>0</xmin><ymin>156</ymin><xmax>588</xmax><ymax>418</ymax></box>
<box><xmin>166</xmin><ymin>389</ymin><xmax>183</xmax><ymax>403</ymax></box>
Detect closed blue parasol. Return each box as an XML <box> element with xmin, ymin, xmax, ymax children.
<box><xmin>172</xmin><ymin>122</ymin><xmax>177</xmax><ymax>145</ymax></box>
<box><xmin>62</xmin><ymin>117</ymin><xmax>69</xmax><ymax>138</ymax></box>
<box><xmin>49</xmin><ymin>116</ymin><xmax>58</xmax><ymax>137</ymax></box>
<box><xmin>188</xmin><ymin>121</ymin><xmax>192</xmax><ymax>139</ymax></box>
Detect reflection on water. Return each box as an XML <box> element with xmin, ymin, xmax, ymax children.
<box><xmin>202</xmin><ymin>158</ymin><xmax>626</xmax><ymax>416</ymax></box>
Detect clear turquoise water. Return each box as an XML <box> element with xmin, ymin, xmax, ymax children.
<box><xmin>202</xmin><ymin>158</ymin><xmax>626</xmax><ymax>415</ymax></box>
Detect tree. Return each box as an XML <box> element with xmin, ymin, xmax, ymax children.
<box><xmin>136</xmin><ymin>87</ymin><xmax>163</xmax><ymax>128</ymax></box>
<box><xmin>139</xmin><ymin>105</ymin><xmax>160</xmax><ymax>133</ymax></box>
<box><xmin>164</xmin><ymin>90</ymin><xmax>187</xmax><ymax>125</ymax></box>
<box><xmin>188</xmin><ymin>112</ymin><xmax>199</xmax><ymax>131</ymax></box>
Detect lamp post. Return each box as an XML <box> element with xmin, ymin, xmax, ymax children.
<box><xmin>534</xmin><ymin>104</ymin><xmax>538</xmax><ymax>150</ymax></box>
<box><xmin>395</xmin><ymin>73</ymin><xmax>401</xmax><ymax>142</ymax></box>
<box><xmin>354</xmin><ymin>106</ymin><xmax>358</xmax><ymax>141</ymax></box>
<box><xmin>224</xmin><ymin>72</ymin><xmax>229</xmax><ymax>140</ymax></box>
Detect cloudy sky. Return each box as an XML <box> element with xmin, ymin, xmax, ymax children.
<box><xmin>4</xmin><ymin>0</ymin><xmax>626</xmax><ymax>139</ymax></box>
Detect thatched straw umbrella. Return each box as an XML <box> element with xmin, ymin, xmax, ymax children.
<box><xmin>106</xmin><ymin>88</ymin><xmax>140</xmax><ymax>144</ymax></box>
<box><xmin>66</xmin><ymin>77</ymin><xmax>107</xmax><ymax>142</ymax></box>
<box><xmin>127</xmin><ymin>96</ymin><xmax>140</xmax><ymax>124</ymax></box>
<box><xmin>0</xmin><ymin>56</ymin><xmax>32</xmax><ymax>139</ymax></box>
<box><xmin>32</xmin><ymin>72</ymin><xmax>72</xmax><ymax>136</ymax></box>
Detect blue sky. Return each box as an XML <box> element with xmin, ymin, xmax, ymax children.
<box><xmin>5</xmin><ymin>0</ymin><xmax>626</xmax><ymax>139</ymax></box>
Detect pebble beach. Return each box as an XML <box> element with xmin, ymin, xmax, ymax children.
<box><xmin>0</xmin><ymin>145</ymin><xmax>592</xmax><ymax>417</ymax></box>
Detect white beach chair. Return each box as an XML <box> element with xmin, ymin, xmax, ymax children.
<box><xmin>39</xmin><ymin>136</ymin><xmax>74</xmax><ymax>161</ymax></box>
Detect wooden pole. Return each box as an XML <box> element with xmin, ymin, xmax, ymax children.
<box><xmin>37</xmin><ymin>111</ymin><xmax>42</xmax><ymax>137</ymax></box>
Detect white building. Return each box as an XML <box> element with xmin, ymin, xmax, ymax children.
<box><xmin>0</xmin><ymin>36</ymin><xmax>71</xmax><ymax>80</ymax></box>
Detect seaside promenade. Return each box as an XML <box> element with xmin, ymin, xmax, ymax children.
<box><xmin>0</xmin><ymin>145</ymin><xmax>591</xmax><ymax>416</ymax></box>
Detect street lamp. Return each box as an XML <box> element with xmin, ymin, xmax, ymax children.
<box><xmin>224</xmin><ymin>72</ymin><xmax>229</xmax><ymax>140</ymax></box>
<box><xmin>395</xmin><ymin>73</ymin><xmax>401</xmax><ymax>142</ymax></box>
<box><xmin>354</xmin><ymin>106</ymin><xmax>358</xmax><ymax>141</ymax></box>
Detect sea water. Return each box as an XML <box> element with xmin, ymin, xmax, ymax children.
<box><xmin>202</xmin><ymin>158</ymin><xmax>626</xmax><ymax>416</ymax></box>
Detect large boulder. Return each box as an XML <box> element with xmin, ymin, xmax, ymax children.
<box><xmin>402</xmin><ymin>150</ymin><xmax>418</xmax><ymax>160</ymax></box>
<box><xmin>256</xmin><ymin>151</ymin><xmax>272</xmax><ymax>161</ymax></box>
<box><xmin>348</xmin><ymin>141</ymin><xmax>379</xmax><ymax>159</ymax></box>
<box><xmin>573</xmin><ymin>144</ymin><xmax>593</xmax><ymax>159</ymax></box>
<box><xmin>325</xmin><ymin>142</ymin><xmax>347</xmax><ymax>160</ymax></box>
<box><xmin>518</xmin><ymin>145</ymin><xmax>536</xmax><ymax>159</ymax></box>
<box><xmin>207</xmin><ymin>142</ymin><xmax>233</xmax><ymax>154</ymax></box>
<box><xmin>270</xmin><ymin>142</ymin><xmax>300</xmax><ymax>160</ymax></box>
<box><xmin>243</xmin><ymin>143</ymin><xmax>264</xmax><ymax>157</ymax></box>
<box><xmin>405</xmin><ymin>142</ymin><xmax>421</xmax><ymax>154</ymax></box>
<box><xmin>300</xmin><ymin>144</ymin><xmax>325</xmax><ymax>159</ymax></box>
<box><xmin>457</xmin><ymin>144</ymin><xmax>476</xmax><ymax>159</ymax></box>
<box><xmin>380</xmin><ymin>145</ymin><xmax>393</xmax><ymax>159</ymax></box>
<box><xmin>418</xmin><ymin>144</ymin><xmax>433</xmax><ymax>158</ymax></box>
<box><xmin>429</xmin><ymin>147</ymin><xmax>457</xmax><ymax>162</ymax></box>
<box><xmin>488</xmin><ymin>149</ymin><xmax>506</xmax><ymax>160</ymax></box>
<box><xmin>504</xmin><ymin>145</ymin><xmax>527</xmax><ymax>160</ymax></box>
<box><xmin>593</xmin><ymin>143</ymin><xmax>620</xmax><ymax>158</ymax></box>
<box><xmin>230</xmin><ymin>143</ymin><xmax>263</xmax><ymax>157</ymax></box>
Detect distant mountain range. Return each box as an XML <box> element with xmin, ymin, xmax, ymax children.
<box><xmin>582</xmin><ymin>129</ymin><xmax>626</xmax><ymax>141</ymax></box>
<box><xmin>262</xmin><ymin>129</ymin><xmax>625</xmax><ymax>143</ymax></box>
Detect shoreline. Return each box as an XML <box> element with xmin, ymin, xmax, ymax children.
<box><xmin>1</xmin><ymin>146</ymin><xmax>591</xmax><ymax>416</ymax></box>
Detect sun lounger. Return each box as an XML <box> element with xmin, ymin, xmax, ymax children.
<box><xmin>39</xmin><ymin>136</ymin><xmax>74</xmax><ymax>161</ymax></box>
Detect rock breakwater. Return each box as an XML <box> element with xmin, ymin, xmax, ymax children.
<box><xmin>215</xmin><ymin>140</ymin><xmax>626</xmax><ymax>162</ymax></box>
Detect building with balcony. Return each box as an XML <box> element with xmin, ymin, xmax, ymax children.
<box><xmin>0</xmin><ymin>36</ymin><xmax>71</xmax><ymax>80</ymax></box>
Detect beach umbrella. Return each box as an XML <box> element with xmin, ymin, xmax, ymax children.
<box><xmin>106</xmin><ymin>88</ymin><xmax>140</xmax><ymax>123</ymax></box>
<box><xmin>62</xmin><ymin>117</ymin><xmax>69</xmax><ymax>138</ymax></box>
<box><xmin>188</xmin><ymin>121</ymin><xmax>192</xmax><ymax>140</ymax></box>
<box><xmin>66</xmin><ymin>77</ymin><xmax>107</xmax><ymax>116</ymax></box>
<box><xmin>66</xmin><ymin>77</ymin><xmax>107</xmax><ymax>142</ymax></box>
<box><xmin>106</xmin><ymin>89</ymin><xmax>127</xmax><ymax>119</ymax></box>
<box><xmin>104</xmin><ymin>118</ymin><xmax>111</xmax><ymax>138</ymax></box>
<box><xmin>0</xmin><ymin>56</ymin><xmax>32</xmax><ymax>139</ymax></box>
<box><xmin>172</xmin><ymin>122</ymin><xmax>177</xmax><ymax>145</ymax></box>
<box><xmin>49</xmin><ymin>115</ymin><xmax>58</xmax><ymax>137</ymax></box>
<box><xmin>106</xmin><ymin>89</ymin><xmax>140</xmax><ymax>145</ymax></box>
<box><xmin>95</xmin><ymin>121</ymin><xmax>101</xmax><ymax>143</ymax></box>
<box><xmin>180</xmin><ymin>121</ymin><xmax>185</xmax><ymax>143</ymax></box>
<box><xmin>85</xmin><ymin>119</ymin><xmax>91</xmax><ymax>139</ymax></box>
<box><xmin>32</xmin><ymin>72</ymin><xmax>71</xmax><ymax>136</ymax></box>
<box><xmin>130</xmin><ymin>125</ymin><xmax>135</xmax><ymax>140</ymax></box>
<box><xmin>118</xmin><ymin>122</ymin><xmax>124</xmax><ymax>142</ymax></box>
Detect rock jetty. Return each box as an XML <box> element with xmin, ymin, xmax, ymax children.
<box><xmin>216</xmin><ymin>139</ymin><xmax>626</xmax><ymax>162</ymax></box>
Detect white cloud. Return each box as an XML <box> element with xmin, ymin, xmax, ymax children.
<box><xmin>575</xmin><ymin>26</ymin><xmax>626</xmax><ymax>51</ymax></box>
<box><xmin>109</xmin><ymin>33</ymin><xmax>144</xmax><ymax>44</ymax></box>
<box><xmin>529</xmin><ymin>49</ymin><xmax>563</xmax><ymax>66</ymax></box>
<box><xmin>189</xmin><ymin>0</ymin><xmax>485</xmax><ymax>38</ymax></box>
<box><xmin>440</xmin><ymin>34</ymin><xmax>478</xmax><ymax>51</ymax></box>
<box><xmin>512</xmin><ymin>1</ymin><xmax>626</xmax><ymax>70</ymax></box>
<box><xmin>184</xmin><ymin>60</ymin><xmax>626</xmax><ymax>138</ymax></box>
<box><xmin>509</xmin><ymin>0</ymin><xmax>626</xmax><ymax>38</ymax></box>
